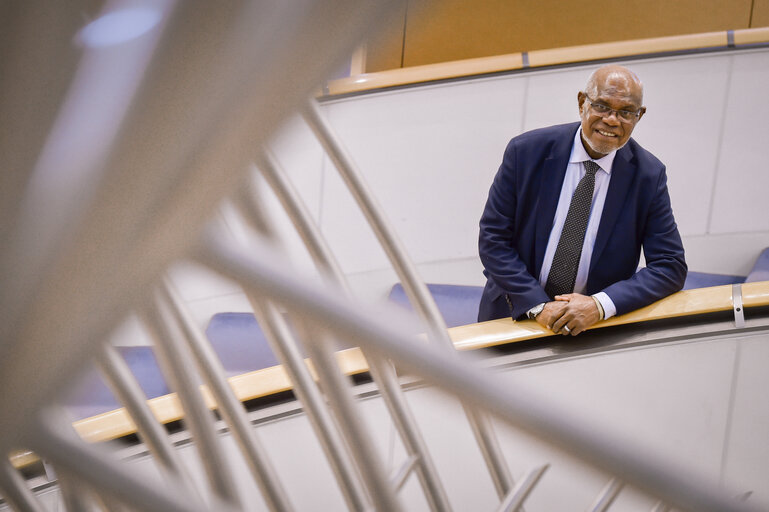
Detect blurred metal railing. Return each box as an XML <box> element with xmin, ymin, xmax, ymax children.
<box><xmin>0</xmin><ymin>1</ymin><xmax>762</xmax><ymax>511</ymax></box>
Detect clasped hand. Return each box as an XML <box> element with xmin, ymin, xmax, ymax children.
<box><xmin>534</xmin><ymin>293</ymin><xmax>601</xmax><ymax>336</ymax></box>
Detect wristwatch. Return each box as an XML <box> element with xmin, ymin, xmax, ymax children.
<box><xmin>527</xmin><ymin>302</ymin><xmax>546</xmax><ymax>319</ymax></box>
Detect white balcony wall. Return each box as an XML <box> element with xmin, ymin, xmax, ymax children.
<box><xmin>17</xmin><ymin>328</ymin><xmax>767</xmax><ymax>511</ymax></box>
<box><xmin>134</xmin><ymin>47</ymin><xmax>769</xmax><ymax>341</ymax></box>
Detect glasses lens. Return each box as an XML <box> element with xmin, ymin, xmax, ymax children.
<box><xmin>591</xmin><ymin>100</ymin><xmax>637</xmax><ymax>122</ymax></box>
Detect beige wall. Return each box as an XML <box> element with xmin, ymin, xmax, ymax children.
<box><xmin>365</xmin><ymin>0</ymin><xmax>762</xmax><ymax>72</ymax></box>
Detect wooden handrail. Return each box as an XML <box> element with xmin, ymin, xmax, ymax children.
<box><xmin>325</xmin><ymin>27</ymin><xmax>769</xmax><ymax>97</ymax></box>
<box><xmin>9</xmin><ymin>280</ymin><xmax>769</xmax><ymax>470</ymax></box>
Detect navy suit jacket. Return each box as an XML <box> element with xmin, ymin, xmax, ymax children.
<box><xmin>478</xmin><ymin>122</ymin><xmax>686</xmax><ymax>321</ymax></box>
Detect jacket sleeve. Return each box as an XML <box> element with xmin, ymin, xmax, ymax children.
<box><xmin>479</xmin><ymin>139</ymin><xmax>550</xmax><ymax>319</ymax></box>
<box><xmin>602</xmin><ymin>167</ymin><xmax>687</xmax><ymax>315</ymax></box>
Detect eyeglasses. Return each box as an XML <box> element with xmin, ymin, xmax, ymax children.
<box><xmin>584</xmin><ymin>96</ymin><xmax>643</xmax><ymax>123</ymax></box>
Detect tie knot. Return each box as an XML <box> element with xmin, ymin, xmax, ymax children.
<box><xmin>584</xmin><ymin>160</ymin><xmax>600</xmax><ymax>175</ymax></box>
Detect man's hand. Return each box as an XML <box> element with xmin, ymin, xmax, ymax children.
<box><xmin>534</xmin><ymin>301</ymin><xmax>568</xmax><ymax>331</ymax></box>
<box><xmin>548</xmin><ymin>293</ymin><xmax>602</xmax><ymax>336</ymax></box>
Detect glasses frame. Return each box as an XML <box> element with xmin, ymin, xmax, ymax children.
<box><xmin>584</xmin><ymin>95</ymin><xmax>643</xmax><ymax>123</ymax></box>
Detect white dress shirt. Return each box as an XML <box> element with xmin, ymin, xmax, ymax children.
<box><xmin>537</xmin><ymin>128</ymin><xmax>618</xmax><ymax>319</ymax></box>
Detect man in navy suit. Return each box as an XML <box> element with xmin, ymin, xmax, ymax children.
<box><xmin>478</xmin><ymin>65</ymin><xmax>686</xmax><ymax>335</ymax></box>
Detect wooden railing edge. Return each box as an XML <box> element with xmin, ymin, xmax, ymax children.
<box><xmin>325</xmin><ymin>27</ymin><xmax>769</xmax><ymax>97</ymax></box>
<box><xmin>9</xmin><ymin>280</ymin><xmax>769</xmax><ymax>470</ymax></box>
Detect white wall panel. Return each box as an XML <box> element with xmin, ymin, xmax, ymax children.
<box><xmin>320</xmin><ymin>77</ymin><xmax>527</xmax><ymax>274</ymax></box>
<box><xmin>523</xmin><ymin>67</ymin><xmax>589</xmax><ymax>131</ymax></box>
<box><xmin>630</xmin><ymin>55</ymin><xmax>731</xmax><ymax>237</ymax></box>
<box><xmin>166</xmin><ymin>48</ymin><xmax>769</xmax><ymax>328</ymax></box>
<box><xmin>710</xmin><ymin>50</ymin><xmax>769</xmax><ymax>234</ymax></box>
<box><xmin>262</xmin><ymin>114</ymin><xmax>328</xmax><ymax>276</ymax></box>
<box><xmin>402</xmin><ymin>337</ymin><xmax>740</xmax><ymax>510</ymax></box>
<box><xmin>403</xmin><ymin>387</ymin><xmax>500</xmax><ymax>510</ymax></box>
<box><xmin>682</xmin><ymin>231</ymin><xmax>769</xmax><ymax>275</ymax></box>
<box><xmin>722</xmin><ymin>333</ymin><xmax>769</xmax><ymax>509</ymax></box>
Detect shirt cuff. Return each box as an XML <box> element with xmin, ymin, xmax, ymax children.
<box><xmin>593</xmin><ymin>292</ymin><xmax>617</xmax><ymax>319</ymax></box>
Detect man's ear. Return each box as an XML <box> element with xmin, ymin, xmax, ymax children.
<box><xmin>577</xmin><ymin>91</ymin><xmax>587</xmax><ymax>115</ymax></box>
<box><xmin>637</xmin><ymin>106</ymin><xmax>647</xmax><ymax>122</ymax></box>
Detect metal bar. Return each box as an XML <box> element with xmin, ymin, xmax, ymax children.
<box><xmin>0</xmin><ymin>0</ymin><xmax>396</xmax><ymax>453</ymax></box>
<box><xmin>158</xmin><ymin>280</ymin><xmax>295</xmax><ymax>512</ymax></box>
<box><xmin>0</xmin><ymin>2</ymin><xmax>85</xmax><ymax>284</ymax></box>
<box><xmin>142</xmin><ymin>296</ymin><xmax>241</xmax><ymax>508</ymax></box>
<box><xmin>251</xmin><ymin>154</ymin><xmax>346</xmax><ymax>288</ymax></box>
<box><xmin>247</xmin><ymin>298</ymin><xmax>370</xmax><ymax>512</ymax></box>
<box><xmin>732</xmin><ymin>284</ymin><xmax>745</xmax><ymax>328</ymax></box>
<box><xmin>219</xmin><ymin>204</ymin><xmax>368</xmax><ymax>511</ymax></box>
<box><xmin>366</xmin><ymin>358</ymin><xmax>452</xmax><ymax>510</ymax></box>
<box><xmin>250</xmin><ymin>153</ymin><xmax>452</xmax><ymax>511</ymax></box>
<box><xmin>302</xmin><ymin>98</ymin><xmax>514</xmax><ymax>498</ymax></box>
<box><xmin>0</xmin><ymin>457</ymin><xmax>45</xmax><ymax>512</ymax></box>
<box><xmin>390</xmin><ymin>455</ymin><xmax>419</xmax><ymax>492</ymax></box>
<box><xmin>59</xmin><ymin>473</ymin><xmax>95</xmax><ymax>512</ymax></box>
<box><xmin>298</xmin><ymin>330</ymin><xmax>403</xmax><ymax>512</ymax></box>
<box><xmin>96</xmin><ymin>344</ymin><xmax>187</xmax><ymax>480</ymax></box>
<box><xmin>301</xmin><ymin>99</ymin><xmax>448</xmax><ymax>345</ymax></box>
<box><xmin>496</xmin><ymin>464</ymin><xmax>549</xmax><ymax>512</ymax></box>
<box><xmin>197</xmin><ymin>234</ymin><xmax>765</xmax><ymax>512</ymax></box>
<box><xmin>93</xmin><ymin>492</ymin><xmax>132</xmax><ymax>512</ymax></box>
<box><xmin>589</xmin><ymin>478</ymin><xmax>624</xmax><ymax>512</ymax></box>
<box><xmin>27</xmin><ymin>410</ymin><xmax>234</xmax><ymax>512</ymax></box>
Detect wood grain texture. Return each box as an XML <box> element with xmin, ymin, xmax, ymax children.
<box><xmin>328</xmin><ymin>53</ymin><xmax>524</xmax><ymax>95</ymax></box>
<box><xmin>527</xmin><ymin>32</ymin><xmax>726</xmax><ymax>67</ymax></box>
<box><xmin>752</xmin><ymin>0</ymin><xmax>769</xmax><ymax>27</ymax></box>
<box><xmin>734</xmin><ymin>26</ymin><xmax>769</xmax><ymax>44</ymax></box>
<box><xmin>398</xmin><ymin>0</ymin><xmax>752</xmax><ymax>69</ymax></box>
<box><xmin>326</xmin><ymin>28</ymin><xmax>769</xmax><ymax>96</ymax></box>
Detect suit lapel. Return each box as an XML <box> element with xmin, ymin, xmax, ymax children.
<box><xmin>534</xmin><ymin>131</ymin><xmax>575</xmax><ymax>275</ymax></box>
<box><xmin>589</xmin><ymin>146</ymin><xmax>635</xmax><ymax>273</ymax></box>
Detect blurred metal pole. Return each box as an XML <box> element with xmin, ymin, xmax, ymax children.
<box><xmin>243</xmin><ymin>157</ymin><xmax>451</xmax><ymax>510</ymax></box>
<box><xmin>197</xmin><ymin>234</ymin><xmax>765</xmax><ymax>512</ymax></box>
<box><xmin>158</xmin><ymin>280</ymin><xmax>294</xmax><ymax>512</ymax></box>
<box><xmin>297</xmin><ymin>329</ymin><xmax>403</xmax><ymax>512</ymax></box>
<box><xmin>589</xmin><ymin>478</ymin><xmax>623</xmax><ymax>512</ymax></box>
<box><xmin>496</xmin><ymin>465</ymin><xmax>548</xmax><ymax>512</ymax></box>
<box><xmin>232</xmin><ymin>184</ymin><xmax>399</xmax><ymax>510</ymax></box>
<box><xmin>302</xmin><ymin>99</ymin><xmax>514</xmax><ymax>498</ymax></box>
<box><xmin>249</xmin><ymin>154</ymin><xmax>452</xmax><ymax>509</ymax></box>
<box><xmin>0</xmin><ymin>457</ymin><xmax>45</xmax><ymax>512</ymax></box>
<box><xmin>59</xmin><ymin>473</ymin><xmax>96</xmax><ymax>512</ymax></box>
<box><xmin>28</xmin><ymin>410</ymin><xmax>234</xmax><ymax>512</ymax></box>
<box><xmin>0</xmin><ymin>0</ymin><xmax>399</xmax><ymax>454</ymax></box>
<box><xmin>96</xmin><ymin>344</ymin><xmax>188</xmax><ymax>481</ymax></box>
<box><xmin>142</xmin><ymin>297</ymin><xmax>241</xmax><ymax>508</ymax></box>
<box><xmin>220</xmin><ymin>202</ymin><xmax>371</xmax><ymax>511</ymax></box>
<box><xmin>247</xmin><ymin>297</ymin><xmax>371</xmax><ymax>512</ymax></box>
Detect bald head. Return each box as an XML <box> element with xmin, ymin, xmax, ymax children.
<box><xmin>585</xmin><ymin>65</ymin><xmax>644</xmax><ymax>105</ymax></box>
<box><xmin>577</xmin><ymin>65</ymin><xmax>646</xmax><ymax>159</ymax></box>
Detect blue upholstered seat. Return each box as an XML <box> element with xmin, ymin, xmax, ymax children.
<box><xmin>65</xmin><ymin>248</ymin><xmax>769</xmax><ymax>421</ymax></box>
<box><xmin>62</xmin><ymin>346</ymin><xmax>169</xmax><ymax>420</ymax></box>
<box><xmin>388</xmin><ymin>283</ymin><xmax>483</xmax><ymax>328</ymax></box>
<box><xmin>682</xmin><ymin>271</ymin><xmax>745</xmax><ymax>290</ymax></box>
<box><xmin>205</xmin><ymin>312</ymin><xmax>279</xmax><ymax>376</ymax></box>
<box><xmin>746</xmin><ymin>247</ymin><xmax>769</xmax><ymax>283</ymax></box>
<box><xmin>64</xmin><ymin>315</ymin><xmax>279</xmax><ymax>420</ymax></box>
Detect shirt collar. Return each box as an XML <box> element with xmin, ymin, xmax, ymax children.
<box><xmin>568</xmin><ymin>126</ymin><xmax>617</xmax><ymax>173</ymax></box>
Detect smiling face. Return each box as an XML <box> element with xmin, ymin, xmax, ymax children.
<box><xmin>577</xmin><ymin>66</ymin><xmax>646</xmax><ymax>159</ymax></box>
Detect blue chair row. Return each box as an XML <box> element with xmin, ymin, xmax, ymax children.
<box><xmin>64</xmin><ymin>248</ymin><xmax>769</xmax><ymax>419</ymax></box>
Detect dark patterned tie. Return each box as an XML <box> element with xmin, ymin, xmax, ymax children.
<box><xmin>544</xmin><ymin>160</ymin><xmax>600</xmax><ymax>298</ymax></box>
